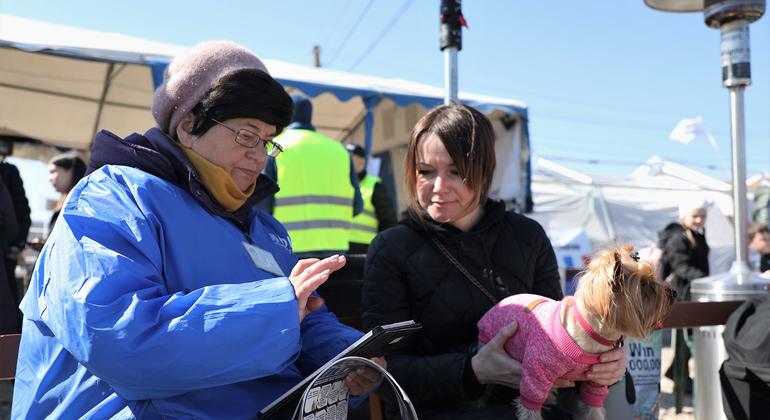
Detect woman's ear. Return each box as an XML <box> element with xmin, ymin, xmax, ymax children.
<box><xmin>175</xmin><ymin>112</ymin><xmax>196</xmax><ymax>147</ymax></box>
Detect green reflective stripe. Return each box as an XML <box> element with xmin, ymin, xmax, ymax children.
<box><xmin>275</xmin><ymin>195</ymin><xmax>351</xmax><ymax>206</ymax></box>
<box><xmin>350</xmin><ymin>223</ymin><xmax>378</xmax><ymax>234</ymax></box>
<box><xmin>283</xmin><ymin>220</ymin><xmax>351</xmax><ymax>230</ymax></box>
<box><xmin>275</xmin><ymin>204</ymin><xmax>350</xmax><ymax>223</ymax></box>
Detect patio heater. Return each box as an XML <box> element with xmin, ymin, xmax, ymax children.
<box><xmin>643</xmin><ymin>1</ymin><xmax>769</xmax><ymax>419</ymax></box>
<box><xmin>440</xmin><ymin>0</ymin><xmax>466</xmax><ymax>104</ymax></box>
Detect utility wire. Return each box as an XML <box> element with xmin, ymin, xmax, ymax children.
<box><xmin>348</xmin><ymin>0</ymin><xmax>413</xmax><ymax>71</ymax></box>
<box><xmin>317</xmin><ymin>0</ymin><xmax>352</xmax><ymax>49</ymax></box>
<box><xmin>333</xmin><ymin>54</ymin><xmax>770</xmax><ymax>139</ymax></box>
<box><xmin>533</xmin><ymin>136</ymin><xmax>768</xmax><ymax>169</ymax></box>
<box><xmin>327</xmin><ymin>0</ymin><xmax>375</xmax><ymax>66</ymax></box>
<box><xmin>538</xmin><ymin>154</ymin><xmax>769</xmax><ymax>175</ymax></box>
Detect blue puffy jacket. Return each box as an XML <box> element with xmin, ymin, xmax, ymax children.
<box><xmin>12</xmin><ymin>129</ymin><xmax>362</xmax><ymax>419</ymax></box>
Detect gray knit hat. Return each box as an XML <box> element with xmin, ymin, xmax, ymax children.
<box><xmin>152</xmin><ymin>41</ymin><xmax>269</xmax><ymax>135</ymax></box>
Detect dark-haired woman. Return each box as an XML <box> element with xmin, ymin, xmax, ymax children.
<box><xmin>27</xmin><ymin>153</ymin><xmax>87</xmax><ymax>251</ymax></box>
<box><xmin>47</xmin><ymin>152</ymin><xmax>86</xmax><ymax>230</ymax></box>
<box><xmin>13</xmin><ymin>41</ymin><xmax>380</xmax><ymax>419</ymax></box>
<box><xmin>362</xmin><ymin>104</ymin><xmax>627</xmax><ymax>418</ymax></box>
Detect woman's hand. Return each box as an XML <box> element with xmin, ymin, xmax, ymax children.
<box><xmin>586</xmin><ymin>346</ymin><xmax>628</xmax><ymax>386</ymax></box>
<box><xmin>346</xmin><ymin>357</ymin><xmax>386</xmax><ymax>396</ymax></box>
<box><xmin>471</xmin><ymin>322</ymin><xmax>577</xmax><ymax>389</ymax></box>
<box><xmin>289</xmin><ymin>255</ymin><xmax>346</xmax><ymax>321</ymax></box>
<box><xmin>471</xmin><ymin>321</ymin><xmax>524</xmax><ymax>388</ymax></box>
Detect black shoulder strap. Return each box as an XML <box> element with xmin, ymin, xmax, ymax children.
<box><xmin>427</xmin><ymin>231</ymin><xmax>499</xmax><ymax>304</ymax></box>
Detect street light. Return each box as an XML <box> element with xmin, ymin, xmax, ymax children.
<box><xmin>643</xmin><ymin>1</ymin><xmax>769</xmax><ymax>419</ymax></box>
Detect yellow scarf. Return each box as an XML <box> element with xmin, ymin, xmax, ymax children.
<box><xmin>181</xmin><ymin>146</ymin><xmax>255</xmax><ymax>212</ymax></box>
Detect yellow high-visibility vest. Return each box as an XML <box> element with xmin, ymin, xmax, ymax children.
<box><xmin>349</xmin><ymin>175</ymin><xmax>380</xmax><ymax>245</ymax></box>
<box><xmin>273</xmin><ymin>129</ymin><xmax>353</xmax><ymax>253</ymax></box>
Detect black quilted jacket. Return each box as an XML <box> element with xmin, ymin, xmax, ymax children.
<box><xmin>361</xmin><ymin>199</ymin><xmax>562</xmax><ymax>416</ymax></box>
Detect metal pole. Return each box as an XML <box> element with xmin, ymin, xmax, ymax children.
<box><xmin>640</xmin><ymin>3</ymin><xmax>768</xmax><ymax>419</ymax></box>
<box><xmin>440</xmin><ymin>0</ymin><xmax>465</xmax><ymax>105</ymax></box>
<box><xmin>444</xmin><ymin>47</ymin><xmax>458</xmax><ymax>104</ymax></box>
<box><xmin>313</xmin><ymin>45</ymin><xmax>321</xmax><ymax>68</ymax></box>
<box><xmin>720</xmin><ymin>18</ymin><xmax>753</xmax><ymax>278</ymax></box>
<box><xmin>728</xmin><ymin>86</ymin><xmax>750</xmax><ymax>270</ymax></box>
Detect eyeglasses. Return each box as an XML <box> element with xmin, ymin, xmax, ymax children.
<box><xmin>209</xmin><ymin>118</ymin><xmax>283</xmax><ymax>158</ymax></box>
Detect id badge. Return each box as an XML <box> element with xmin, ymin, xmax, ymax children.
<box><xmin>243</xmin><ymin>241</ymin><xmax>286</xmax><ymax>277</ymax></box>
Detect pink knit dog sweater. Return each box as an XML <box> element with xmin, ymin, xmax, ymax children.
<box><xmin>477</xmin><ymin>294</ymin><xmax>609</xmax><ymax>410</ymax></box>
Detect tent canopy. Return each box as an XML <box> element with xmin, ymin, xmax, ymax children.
<box><xmin>0</xmin><ymin>14</ymin><xmax>531</xmax><ymax>211</ymax></box>
<box><xmin>0</xmin><ymin>14</ymin><xmax>527</xmax><ymax>147</ymax></box>
<box><xmin>530</xmin><ymin>156</ymin><xmax>737</xmax><ymax>273</ymax></box>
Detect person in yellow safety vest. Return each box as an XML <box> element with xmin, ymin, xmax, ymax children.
<box><xmin>345</xmin><ymin>143</ymin><xmax>397</xmax><ymax>254</ymax></box>
<box><xmin>258</xmin><ymin>94</ymin><xmax>362</xmax><ymax>258</ymax></box>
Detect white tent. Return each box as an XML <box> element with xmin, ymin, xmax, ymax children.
<box><xmin>0</xmin><ymin>14</ymin><xmax>532</xmax><ymax>212</ymax></box>
<box><xmin>530</xmin><ymin>156</ymin><xmax>736</xmax><ymax>274</ymax></box>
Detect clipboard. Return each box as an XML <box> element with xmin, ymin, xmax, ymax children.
<box><xmin>259</xmin><ymin>320</ymin><xmax>422</xmax><ymax>419</ymax></box>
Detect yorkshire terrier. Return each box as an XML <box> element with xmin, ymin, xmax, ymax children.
<box><xmin>477</xmin><ymin>245</ymin><xmax>675</xmax><ymax>420</ymax></box>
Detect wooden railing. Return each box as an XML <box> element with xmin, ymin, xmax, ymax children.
<box><xmin>0</xmin><ymin>333</ymin><xmax>21</xmax><ymax>380</ymax></box>
<box><xmin>661</xmin><ymin>301</ymin><xmax>744</xmax><ymax>328</ymax></box>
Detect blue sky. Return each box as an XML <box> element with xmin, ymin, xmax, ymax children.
<box><xmin>2</xmin><ymin>0</ymin><xmax>769</xmax><ymax>220</ymax></box>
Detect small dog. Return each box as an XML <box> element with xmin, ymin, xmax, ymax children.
<box><xmin>477</xmin><ymin>245</ymin><xmax>675</xmax><ymax>420</ymax></box>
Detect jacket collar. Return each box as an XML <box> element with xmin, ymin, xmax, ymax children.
<box><xmin>404</xmin><ymin>199</ymin><xmax>507</xmax><ymax>238</ymax></box>
<box><xmin>286</xmin><ymin>121</ymin><xmax>315</xmax><ymax>131</ymax></box>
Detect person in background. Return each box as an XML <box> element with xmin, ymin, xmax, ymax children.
<box><xmin>0</xmin><ymin>168</ymin><xmax>20</xmax><ymax>334</ymax></box>
<box><xmin>26</xmin><ymin>152</ymin><xmax>87</xmax><ymax>251</ymax></box>
<box><xmin>748</xmin><ymin>223</ymin><xmax>770</xmax><ymax>275</ymax></box>
<box><xmin>344</xmin><ymin>143</ymin><xmax>397</xmax><ymax>254</ymax></box>
<box><xmin>13</xmin><ymin>41</ymin><xmax>381</xmax><ymax>419</ymax></box>
<box><xmin>48</xmin><ymin>152</ymin><xmax>86</xmax><ymax>234</ymax></box>
<box><xmin>0</xmin><ymin>142</ymin><xmax>31</xmax><ymax>320</ymax></box>
<box><xmin>658</xmin><ymin>199</ymin><xmax>709</xmax><ymax>413</ymax></box>
<box><xmin>46</xmin><ymin>152</ymin><xmax>87</xmax><ymax>233</ymax></box>
<box><xmin>362</xmin><ymin>104</ymin><xmax>627</xmax><ymax>419</ymax></box>
<box><xmin>258</xmin><ymin>93</ymin><xmax>362</xmax><ymax>258</ymax></box>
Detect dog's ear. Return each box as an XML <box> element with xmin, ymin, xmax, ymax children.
<box><xmin>575</xmin><ymin>248</ymin><xmax>620</xmax><ymax>325</ymax></box>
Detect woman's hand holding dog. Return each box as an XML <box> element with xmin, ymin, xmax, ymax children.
<box><xmin>471</xmin><ymin>321</ymin><xmax>578</xmax><ymax>389</ymax></box>
<box><xmin>471</xmin><ymin>321</ymin><xmax>524</xmax><ymax>387</ymax></box>
<box><xmin>585</xmin><ymin>347</ymin><xmax>628</xmax><ymax>385</ymax></box>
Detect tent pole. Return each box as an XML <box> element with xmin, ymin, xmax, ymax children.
<box><xmin>594</xmin><ymin>187</ymin><xmax>617</xmax><ymax>242</ymax></box>
<box><xmin>149</xmin><ymin>61</ymin><xmax>168</xmax><ymax>90</ymax></box>
<box><xmin>364</xmin><ymin>96</ymin><xmax>380</xmax><ymax>159</ymax></box>
<box><xmin>363</xmin><ymin>96</ymin><xmax>380</xmax><ymax>159</ymax></box>
<box><xmin>89</xmin><ymin>63</ymin><xmax>115</xmax><ymax>150</ymax></box>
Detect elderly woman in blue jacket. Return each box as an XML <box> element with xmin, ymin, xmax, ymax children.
<box><xmin>12</xmin><ymin>41</ymin><xmax>381</xmax><ymax>419</ymax></box>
